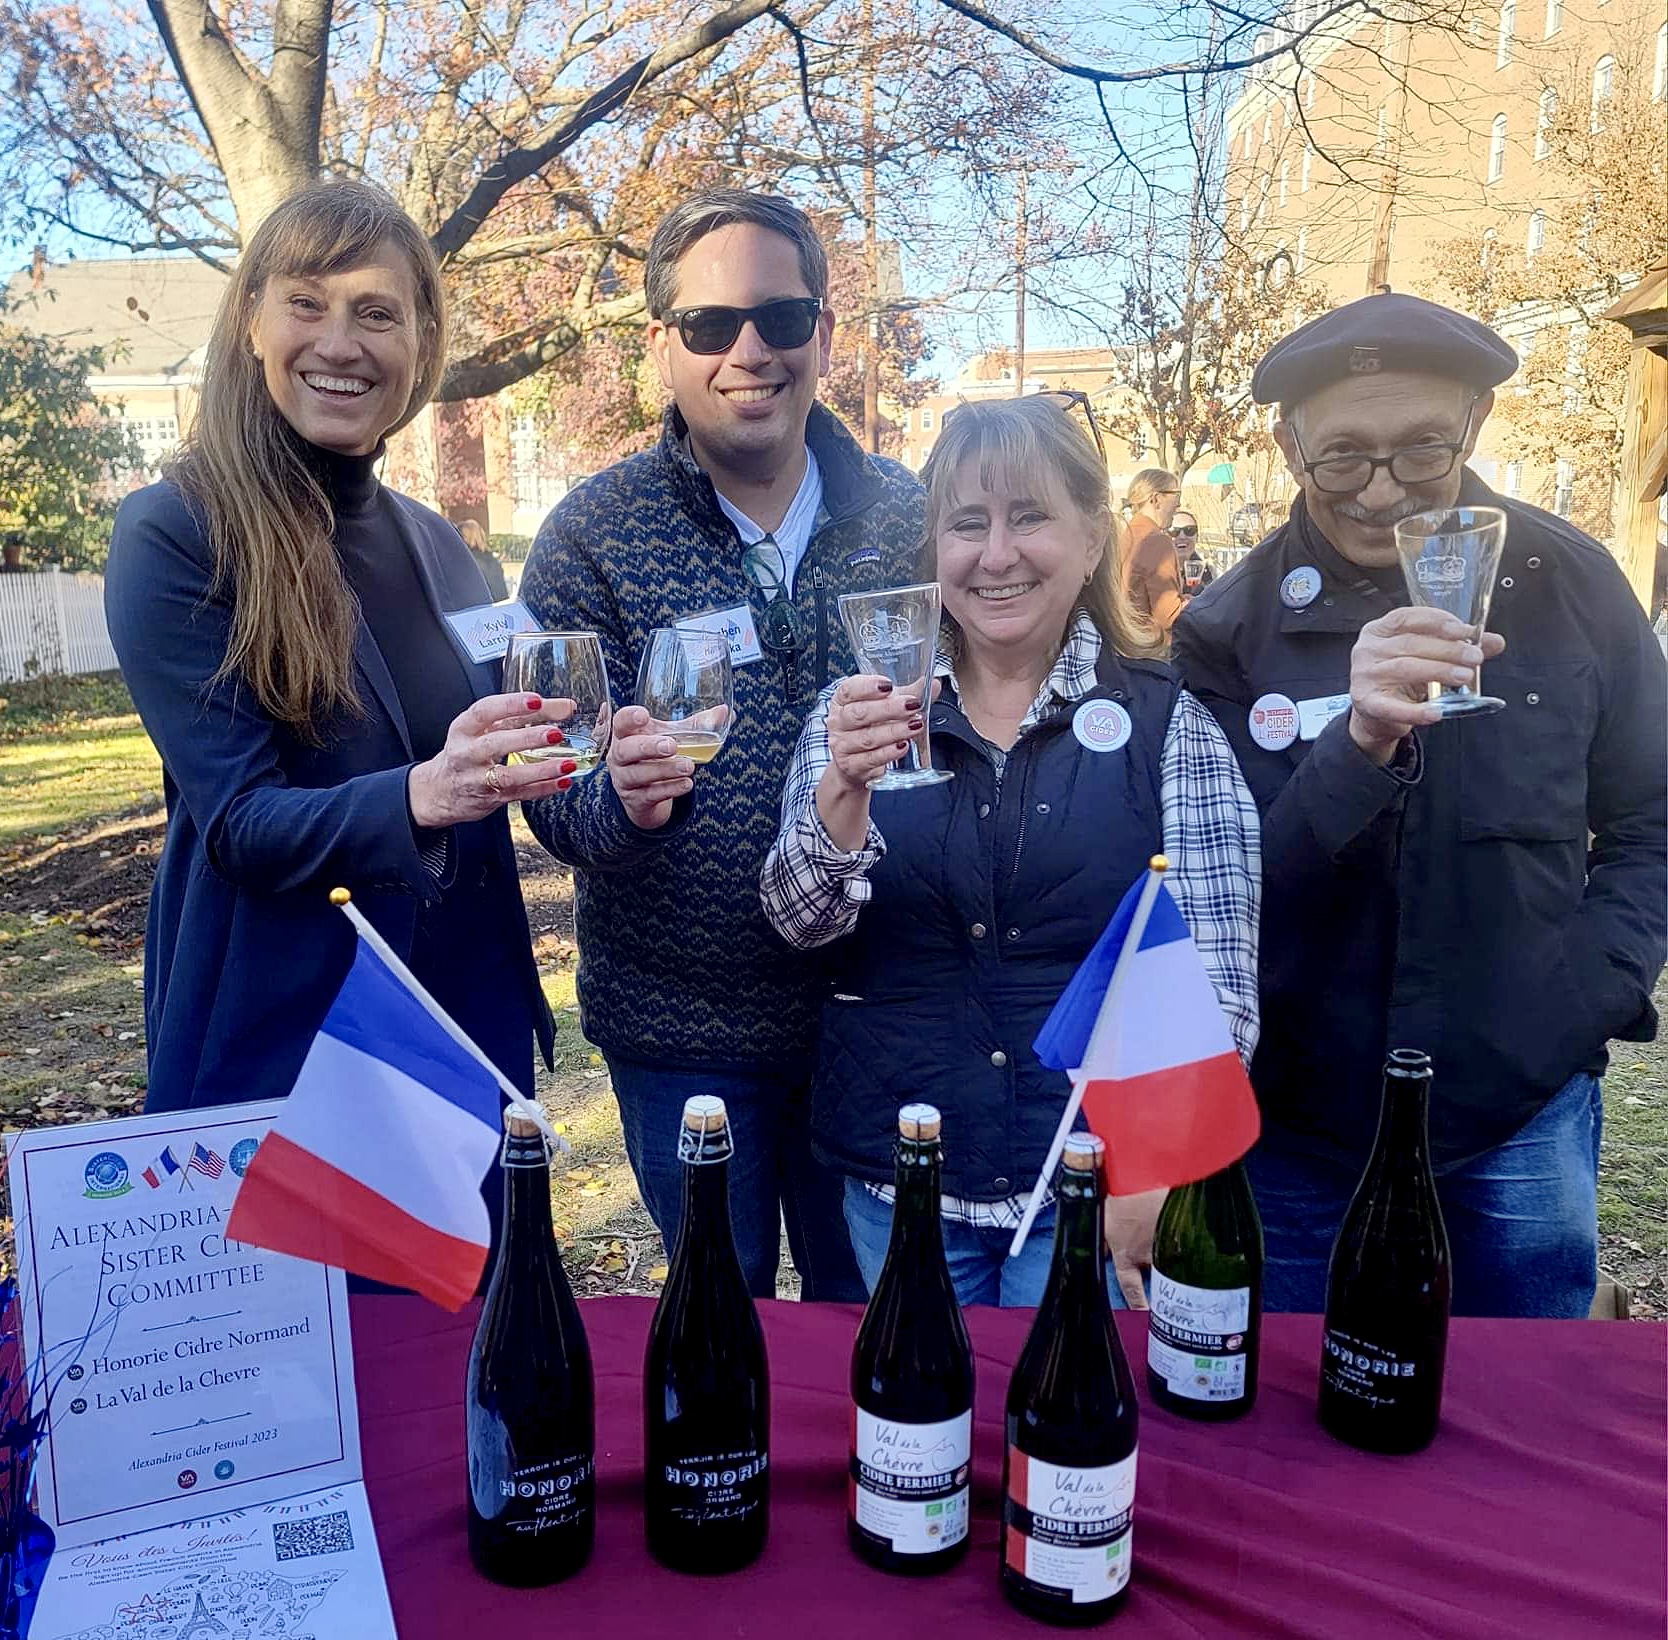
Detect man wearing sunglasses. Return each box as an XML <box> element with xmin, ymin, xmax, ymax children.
<box><xmin>518</xmin><ymin>189</ymin><xmax>924</xmax><ymax>1304</ymax></box>
<box><xmin>1172</xmin><ymin>291</ymin><xmax>1665</xmax><ymax>1321</ymax></box>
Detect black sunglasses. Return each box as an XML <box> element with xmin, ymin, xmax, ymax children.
<box><xmin>740</xmin><ymin>535</ymin><xmax>808</xmax><ymax>682</ymax></box>
<box><xmin>1172</xmin><ymin>524</ymin><xmax>1199</xmax><ymax>538</ymax></box>
<box><xmin>663</xmin><ymin>297</ymin><xmax>823</xmax><ymax>356</ymax></box>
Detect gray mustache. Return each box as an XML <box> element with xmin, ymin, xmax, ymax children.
<box><xmin>1332</xmin><ymin>496</ymin><xmax>1431</xmax><ymax>528</ymax></box>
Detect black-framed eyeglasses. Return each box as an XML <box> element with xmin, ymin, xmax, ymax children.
<box><xmin>1291</xmin><ymin>403</ymin><xmax>1476</xmax><ymax>496</ymax></box>
<box><xmin>740</xmin><ymin>534</ymin><xmax>807</xmax><ymax>682</ymax></box>
<box><xmin>663</xmin><ymin>297</ymin><xmax>823</xmax><ymax>356</ymax></box>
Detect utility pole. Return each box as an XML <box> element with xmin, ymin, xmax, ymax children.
<box><xmin>1014</xmin><ymin>168</ymin><xmax>1028</xmax><ymax>395</ymax></box>
<box><xmin>861</xmin><ymin>0</ymin><xmax>881</xmax><ymax>452</ymax></box>
<box><xmin>1367</xmin><ymin>11</ymin><xmax>1413</xmax><ymax>293</ymax></box>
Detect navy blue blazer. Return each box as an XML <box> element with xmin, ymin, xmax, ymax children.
<box><xmin>105</xmin><ymin>479</ymin><xmax>554</xmax><ymax>1114</ymax></box>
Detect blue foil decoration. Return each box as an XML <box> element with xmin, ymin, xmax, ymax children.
<box><xmin>1</xmin><ymin>1276</ymin><xmax>55</xmax><ymax>1640</ymax></box>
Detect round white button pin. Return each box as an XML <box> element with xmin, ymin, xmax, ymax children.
<box><xmin>1281</xmin><ymin>566</ymin><xmax>1322</xmax><ymax>609</ymax></box>
<box><xmin>1248</xmin><ymin>692</ymin><xmax>1300</xmax><ymax>751</ymax></box>
<box><xmin>1073</xmin><ymin>698</ymin><xmax>1132</xmax><ymax>752</ymax></box>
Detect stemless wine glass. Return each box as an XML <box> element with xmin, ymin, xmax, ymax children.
<box><xmin>502</xmin><ymin>631</ymin><xmax>611</xmax><ymax>774</ymax></box>
<box><xmin>635</xmin><ymin>627</ymin><xmax>735</xmax><ymax>766</ymax></box>
<box><xmin>1391</xmin><ymin>506</ymin><xmax>1508</xmax><ymax>719</ymax></box>
<box><xmin>836</xmin><ymin>582</ymin><xmax>954</xmax><ymax>791</ymax></box>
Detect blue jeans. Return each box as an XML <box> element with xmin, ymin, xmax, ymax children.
<box><xmin>605</xmin><ymin>1051</ymin><xmax>865</xmax><ymax>1302</ymax></box>
<box><xmin>842</xmin><ymin>1178</ymin><xmax>1133</xmax><ymax>1310</ymax></box>
<box><xmin>1248</xmin><ymin>1071</ymin><xmax>1603</xmax><ymax>1319</ymax></box>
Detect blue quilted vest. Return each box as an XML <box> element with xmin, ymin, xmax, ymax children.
<box><xmin>810</xmin><ymin>649</ymin><xmax>1181</xmax><ymax>1199</ymax></box>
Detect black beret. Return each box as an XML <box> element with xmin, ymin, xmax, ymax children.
<box><xmin>1252</xmin><ymin>292</ymin><xmax>1519</xmax><ymax>406</ymax></box>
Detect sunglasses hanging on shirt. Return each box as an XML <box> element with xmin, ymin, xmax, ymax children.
<box><xmin>741</xmin><ymin>534</ymin><xmax>809</xmax><ymax>697</ymax></box>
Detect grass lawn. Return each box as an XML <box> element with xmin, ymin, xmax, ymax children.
<box><xmin>0</xmin><ymin>674</ymin><xmax>160</xmax><ymax>847</ymax></box>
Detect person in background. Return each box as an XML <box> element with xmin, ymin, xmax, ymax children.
<box><xmin>1120</xmin><ymin>467</ymin><xmax>1188</xmax><ymax>637</ymax></box>
<box><xmin>457</xmin><ymin>517</ymin><xmax>508</xmax><ymax>601</ymax></box>
<box><xmin>520</xmin><ymin>188</ymin><xmax>923</xmax><ymax>1301</ymax></box>
<box><xmin>1</xmin><ymin>535</ymin><xmax>24</xmax><ymax>572</ymax></box>
<box><xmin>762</xmin><ymin>395</ymin><xmax>1261</xmax><ymax>1308</ymax></box>
<box><xmin>1172</xmin><ymin>509</ymin><xmax>1214</xmax><ymax>595</ymax></box>
<box><xmin>1173</xmin><ymin>292</ymin><xmax>1667</xmax><ymax>1319</ymax></box>
<box><xmin>104</xmin><ymin>182</ymin><xmax>561</xmax><ymax>1191</ymax></box>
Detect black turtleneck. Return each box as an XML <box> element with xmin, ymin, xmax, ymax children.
<box><xmin>307</xmin><ymin>441</ymin><xmax>476</xmax><ymax>762</ymax></box>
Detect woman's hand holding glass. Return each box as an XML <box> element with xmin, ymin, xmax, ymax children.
<box><xmin>408</xmin><ymin>692</ymin><xmax>580</xmax><ymax>828</ymax></box>
<box><xmin>814</xmin><ymin>675</ymin><xmax>929</xmax><ymax>850</ymax></box>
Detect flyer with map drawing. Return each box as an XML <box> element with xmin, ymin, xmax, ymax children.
<box><xmin>27</xmin><ymin>1481</ymin><xmax>398</xmax><ymax>1639</ymax></box>
<box><xmin>6</xmin><ymin>1102</ymin><xmax>361</xmax><ymax>1547</ymax></box>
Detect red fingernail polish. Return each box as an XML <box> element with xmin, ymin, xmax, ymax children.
<box><xmin>559</xmin><ymin>758</ymin><xmax>579</xmax><ymax>775</ymax></box>
<box><xmin>877</xmin><ymin>681</ymin><xmax>894</xmax><ymax>693</ymax></box>
<box><xmin>908</xmin><ymin>717</ymin><xmax>924</xmax><ymax>732</ymax></box>
<box><xmin>556</xmin><ymin>776</ymin><xmax>573</xmax><ymax>790</ymax></box>
<box><xmin>525</xmin><ymin>695</ymin><xmax>542</xmax><ymax>711</ymax></box>
<box><xmin>903</xmin><ymin>698</ymin><xmax>922</xmax><ymax>711</ymax></box>
<box><xmin>896</xmin><ymin>741</ymin><xmax>909</xmax><ymax>751</ymax></box>
<box><xmin>545</xmin><ymin>728</ymin><xmax>565</xmax><ymax>745</ymax></box>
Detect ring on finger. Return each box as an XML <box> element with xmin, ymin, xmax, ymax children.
<box><xmin>486</xmin><ymin>763</ymin><xmax>504</xmax><ymax>794</ymax></box>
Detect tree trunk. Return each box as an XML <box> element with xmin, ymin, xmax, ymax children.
<box><xmin>146</xmin><ymin>0</ymin><xmax>330</xmax><ymax>235</ymax></box>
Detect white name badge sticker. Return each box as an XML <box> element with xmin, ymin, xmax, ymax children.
<box><xmin>1248</xmin><ymin>692</ymin><xmax>1300</xmax><ymax>752</ymax></box>
<box><xmin>1298</xmin><ymin>692</ymin><xmax>1352</xmax><ymax>741</ymax></box>
<box><xmin>445</xmin><ymin>598</ymin><xmax>540</xmax><ymax>663</ymax></box>
<box><xmin>1072</xmin><ymin>698</ymin><xmax>1132</xmax><ymax>753</ymax></box>
<box><xmin>678</xmin><ymin>602</ymin><xmax>764</xmax><ymax>666</ymax></box>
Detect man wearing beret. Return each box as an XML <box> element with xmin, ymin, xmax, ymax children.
<box><xmin>1173</xmin><ymin>291</ymin><xmax>1666</xmax><ymax>1319</ymax></box>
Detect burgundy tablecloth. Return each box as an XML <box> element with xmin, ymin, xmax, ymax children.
<box><xmin>352</xmin><ymin>1297</ymin><xmax>1666</xmax><ymax>1638</ymax></box>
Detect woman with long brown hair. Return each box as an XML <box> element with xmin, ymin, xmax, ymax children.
<box><xmin>106</xmin><ymin>181</ymin><xmax>566</xmax><ymax>1123</ymax></box>
<box><xmin>761</xmin><ymin>395</ymin><xmax>1260</xmax><ymax>1307</ymax></box>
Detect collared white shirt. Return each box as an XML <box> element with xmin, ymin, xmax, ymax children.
<box><xmin>712</xmin><ymin>447</ymin><xmax>823</xmax><ymax>596</ymax></box>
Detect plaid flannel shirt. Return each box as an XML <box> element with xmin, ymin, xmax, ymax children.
<box><xmin>760</xmin><ymin>611</ymin><xmax>1262</xmax><ymax>1227</ymax></box>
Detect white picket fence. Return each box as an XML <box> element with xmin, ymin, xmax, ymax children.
<box><xmin>0</xmin><ymin>569</ymin><xmax>119</xmax><ymax>682</ymax></box>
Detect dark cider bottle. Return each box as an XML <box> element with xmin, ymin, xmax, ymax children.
<box><xmin>643</xmin><ymin>1096</ymin><xmax>770</xmax><ymax>1572</ymax></box>
<box><xmin>1147</xmin><ymin>1161</ymin><xmax>1264</xmax><ymax>1420</ymax></box>
<box><xmin>1319</xmin><ymin>1049</ymin><xmax>1452</xmax><ymax>1454</ymax></box>
<box><xmin>849</xmin><ymin>1103</ymin><xmax>975</xmax><ymax>1575</ymax></box>
<box><xmin>466</xmin><ymin>1113</ymin><xmax>595</xmax><ymax>1585</ymax></box>
<box><xmin>1002</xmin><ymin>1134</ymin><xmax>1138</xmax><ymax>1624</ymax></box>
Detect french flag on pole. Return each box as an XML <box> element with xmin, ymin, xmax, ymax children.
<box><xmin>227</xmin><ymin>899</ymin><xmax>508</xmax><ymax>1311</ymax></box>
<box><xmin>1032</xmin><ymin>858</ymin><xmax>1260</xmax><ymax>1200</ymax></box>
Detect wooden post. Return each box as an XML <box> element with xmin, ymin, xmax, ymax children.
<box><xmin>1612</xmin><ymin>342</ymin><xmax>1667</xmax><ymax>611</ymax></box>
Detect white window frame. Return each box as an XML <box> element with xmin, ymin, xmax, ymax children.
<box><xmin>1488</xmin><ymin>112</ymin><xmax>1508</xmax><ymax>181</ymax></box>
<box><xmin>1590</xmin><ymin>55</ymin><xmax>1614</xmax><ymax>129</ymax></box>
<box><xmin>1535</xmin><ymin>87</ymin><xmax>1557</xmax><ymax>159</ymax></box>
<box><xmin>1496</xmin><ymin>0</ymin><xmax>1516</xmax><ymax>68</ymax></box>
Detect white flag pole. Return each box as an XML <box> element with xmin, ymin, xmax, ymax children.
<box><xmin>328</xmin><ymin>889</ymin><xmax>567</xmax><ymax>1154</ymax></box>
<box><xmin>1006</xmin><ymin>856</ymin><xmax>1169</xmax><ymax>1262</ymax></box>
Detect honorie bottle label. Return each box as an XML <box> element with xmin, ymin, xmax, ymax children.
<box><xmin>850</xmin><ymin>1409</ymin><xmax>971</xmax><ymax>1554</ymax></box>
<box><xmin>1321</xmin><ymin>1328</ymin><xmax>1425</xmax><ymax>1404</ymax></box>
<box><xmin>1148</xmin><ymin>1271</ymin><xmax>1253</xmax><ymax>1403</ymax></box>
<box><xmin>495</xmin><ymin>1453</ymin><xmax>596</xmax><ymax>1536</ymax></box>
<box><xmin>659</xmin><ymin>1446</ymin><xmax>769</xmax><ymax>1527</ymax></box>
<box><xmin>1005</xmin><ymin>1450</ymin><xmax>1136</xmax><ymax>1603</ymax></box>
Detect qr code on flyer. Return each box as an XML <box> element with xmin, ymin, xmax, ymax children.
<box><xmin>273</xmin><ymin>1510</ymin><xmax>356</xmax><ymax>1561</ymax></box>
